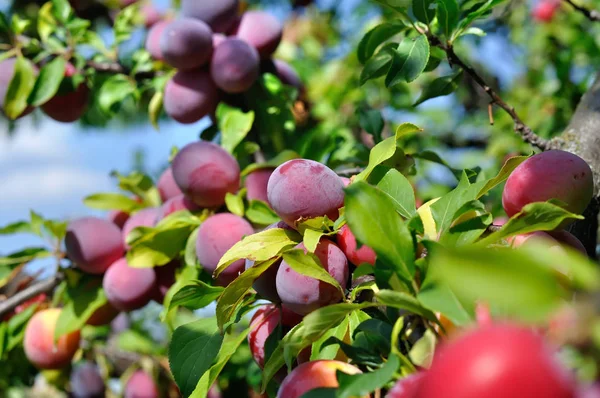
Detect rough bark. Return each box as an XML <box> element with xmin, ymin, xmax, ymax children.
<box><xmin>550</xmin><ymin>72</ymin><xmax>600</xmax><ymax>258</ymax></box>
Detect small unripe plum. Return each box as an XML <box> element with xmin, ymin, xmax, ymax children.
<box><xmin>417</xmin><ymin>324</ymin><xmax>576</xmax><ymax>398</ymax></box>
<box><xmin>86</xmin><ymin>302</ymin><xmax>119</xmax><ymax>326</ymax></box>
<box><xmin>124</xmin><ymin>370</ymin><xmax>160</xmax><ymax>398</ymax></box>
<box><xmin>160</xmin><ymin>18</ymin><xmax>213</xmax><ymax>70</ymax></box>
<box><xmin>196</xmin><ymin>213</ymin><xmax>254</xmax><ymax>286</ymax></box>
<box><xmin>172</xmin><ymin>141</ymin><xmax>240</xmax><ymax>207</ymax></box>
<box><xmin>245</xmin><ymin>168</ymin><xmax>274</xmax><ymax>203</ymax></box>
<box><xmin>65</xmin><ymin>217</ymin><xmax>124</xmax><ymax>274</ymax></box>
<box><xmin>156</xmin><ymin>194</ymin><xmax>200</xmax><ymax>222</ymax></box>
<box><xmin>248</xmin><ymin>304</ymin><xmax>281</xmax><ymax>368</ymax></box>
<box><xmin>122</xmin><ymin>207</ymin><xmax>159</xmax><ymax>249</ymax></box>
<box><xmin>210</xmin><ymin>38</ymin><xmax>260</xmax><ymax>93</ymax></box>
<box><xmin>502</xmin><ymin>150</ymin><xmax>593</xmax><ymax>221</ymax></box>
<box><xmin>387</xmin><ymin>373</ymin><xmax>426</xmax><ymax>398</ymax></box>
<box><xmin>24</xmin><ymin>308</ymin><xmax>81</xmax><ymax>369</ymax></box>
<box><xmin>157</xmin><ymin>167</ymin><xmax>183</xmax><ymax>202</ymax></box>
<box><xmin>533</xmin><ymin>0</ymin><xmax>560</xmax><ymax>22</ymax></box>
<box><xmin>337</xmin><ymin>224</ymin><xmax>376</xmax><ymax>266</ymax></box>
<box><xmin>145</xmin><ymin>20</ymin><xmax>169</xmax><ymax>60</ymax></box>
<box><xmin>0</xmin><ymin>58</ymin><xmax>37</xmax><ymax>118</ymax></box>
<box><xmin>164</xmin><ymin>69</ymin><xmax>219</xmax><ymax>124</ymax></box>
<box><xmin>108</xmin><ymin>210</ymin><xmax>129</xmax><ymax>229</ymax></box>
<box><xmin>42</xmin><ymin>63</ymin><xmax>89</xmax><ymax>123</ymax></box>
<box><xmin>276</xmin><ymin>239</ymin><xmax>349</xmax><ymax>315</ymax></box>
<box><xmin>70</xmin><ymin>361</ymin><xmax>105</xmax><ymax>398</ymax></box>
<box><xmin>268</xmin><ymin>159</ymin><xmax>345</xmax><ymax>228</ymax></box>
<box><xmin>277</xmin><ymin>360</ymin><xmax>362</xmax><ymax>398</ymax></box>
<box><xmin>103</xmin><ymin>258</ymin><xmax>157</xmax><ymax>311</ymax></box>
<box><xmin>274</xmin><ymin>60</ymin><xmax>304</xmax><ymax>94</ymax></box>
<box><xmin>180</xmin><ymin>0</ymin><xmax>239</xmax><ymax>33</ymax></box>
<box><xmin>235</xmin><ymin>11</ymin><xmax>282</xmax><ymax>58</ymax></box>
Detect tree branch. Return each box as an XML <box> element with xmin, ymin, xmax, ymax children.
<box><xmin>336</xmin><ymin>167</ymin><xmax>364</xmax><ymax>177</ymax></box>
<box><xmin>85</xmin><ymin>60</ymin><xmax>156</xmax><ymax>79</ymax></box>
<box><xmin>428</xmin><ymin>35</ymin><xmax>549</xmax><ymax>151</ymax></box>
<box><xmin>562</xmin><ymin>0</ymin><xmax>600</xmax><ymax>22</ymax></box>
<box><xmin>0</xmin><ymin>272</ymin><xmax>64</xmax><ymax>318</ymax></box>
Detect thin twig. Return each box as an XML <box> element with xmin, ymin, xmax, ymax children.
<box><xmin>336</xmin><ymin>167</ymin><xmax>365</xmax><ymax>177</ymax></box>
<box><xmin>562</xmin><ymin>0</ymin><xmax>600</xmax><ymax>21</ymax></box>
<box><xmin>0</xmin><ymin>272</ymin><xmax>64</xmax><ymax>318</ymax></box>
<box><xmin>85</xmin><ymin>60</ymin><xmax>156</xmax><ymax>79</ymax></box>
<box><xmin>428</xmin><ymin>35</ymin><xmax>549</xmax><ymax>151</ymax></box>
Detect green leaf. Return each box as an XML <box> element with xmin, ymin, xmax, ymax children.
<box><xmin>169</xmin><ymin>280</ymin><xmax>224</xmax><ymax>312</ymax></box>
<box><xmin>430</xmin><ymin>245</ymin><xmax>564</xmax><ymax>323</ymax></box>
<box><xmin>184</xmin><ymin>227</ymin><xmax>200</xmax><ymax>267</ymax></box>
<box><xmin>409</xmin><ymin>329</ymin><xmax>436</xmax><ymax>367</ymax></box>
<box><xmin>358</xmin><ymin>108</ymin><xmax>384</xmax><ymax>143</ymax></box>
<box><xmin>282</xmin><ymin>249</ymin><xmax>345</xmax><ymax>298</ymax></box>
<box><xmin>385</xmin><ymin>35</ymin><xmax>429</xmax><ymax>87</ymax></box>
<box><xmin>83</xmin><ymin>193</ymin><xmax>141</xmax><ymax>212</ymax></box>
<box><xmin>337</xmin><ymin>355</ymin><xmax>400</xmax><ymax>398</ymax></box>
<box><xmin>0</xmin><ymin>221</ymin><xmax>32</xmax><ymax>235</ymax></box>
<box><xmin>310</xmin><ymin>316</ymin><xmax>349</xmax><ymax>360</ymax></box>
<box><xmin>376</xmin><ymin>169</ymin><xmax>417</xmax><ymax>219</ymax></box>
<box><xmin>214</xmin><ymin>228</ymin><xmax>300</xmax><ymax>277</ymax></box>
<box><xmin>360</xmin><ymin>43</ymin><xmax>395</xmax><ymax>85</ymax></box>
<box><xmin>98</xmin><ymin>74</ymin><xmax>137</xmax><ymax>114</ymax></box>
<box><xmin>457</xmin><ymin>0</ymin><xmax>507</xmax><ymax>32</ymax></box>
<box><xmin>217</xmin><ymin>104</ymin><xmax>255</xmax><ymax>154</ymax></box>
<box><xmin>189</xmin><ymin>328</ymin><xmax>251</xmax><ymax>398</ymax></box>
<box><xmin>345</xmin><ymin>183</ymin><xmax>415</xmax><ymax>289</ymax></box>
<box><xmin>417</xmin><ymin>277</ymin><xmax>472</xmax><ymax>326</ymax></box>
<box><xmin>395</xmin><ymin>122</ymin><xmax>422</xmax><ymax>139</ymax></box>
<box><xmin>28</xmin><ymin>57</ymin><xmax>66</xmax><ymax>106</ymax></box>
<box><xmin>4</xmin><ymin>56</ymin><xmax>36</xmax><ymax>120</ymax></box>
<box><xmin>412</xmin><ymin>150</ymin><xmax>478</xmax><ymax>182</ymax></box>
<box><xmin>412</xmin><ymin>0</ymin><xmax>436</xmax><ymax>25</ymax></box>
<box><xmin>111</xmin><ymin>171</ymin><xmax>161</xmax><ymax>207</ymax></box>
<box><xmin>476</xmin><ymin>154</ymin><xmax>529</xmax><ymax>199</ymax></box>
<box><xmin>477</xmin><ymin>202</ymin><xmax>585</xmax><ymax>247</ymax></box>
<box><xmin>246</xmin><ymin>200</ymin><xmax>280</xmax><ymax>225</ymax></box>
<box><xmin>169</xmin><ymin>317</ymin><xmax>224</xmax><ymax>397</ymax></box>
<box><xmin>437</xmin><ymin>0</ymin><xmax>460</xmax><ymax>39</ymax></box>
<box><xmin>37</xmin><ymin>2</ymin><xmax>56</xmax><ymax>43</ymax></box>
<box><xmin>303</xmin><ymin>229</ymin><xmax>328</xmax><ymax>253</ymax></box>
<box><xmin>160</xmin><ymin>265</ymin><xmax>199</xmax><ymax>326</ymax></box>
<box><xmin>371</xmin><ymin>0</ymin><xmax>411</xmax><ymax>13</ymax></box>
<box><xmin>148</xmin><ymin>89</ymin><xmax>163</xmax><ymax>131</ymax></box>
<box><xmin>52</xmin><ymin>0</ymin><xmax>72</xmax><ymax>23</ymax></box>
<box><xmin>376</xmin><ymin>290</ymin><xmax>438</xmax><ymax>322</ymax></box>
<box><xmin>118</xmin><ymin>329</ymin><xmax>161</xmax><ymax>355</ymax></box>
<box><xmin>414</xmin><ymin>72</ymin><xmax>462</xmax><ymax>106</ymax></box>
<box><xmin>0</xmin><ymin>247</ymin><xmax>51</xmax><ymax>267</ymax></box>
<box><xmin>55</xmin><ymin>280</ymin><xmax>107</xmax><ymax>340</ymax></box>
<box><xmin>357</xmin><ymin>21</ymin><xmax>405</xmax><ymax>64</ymax></box>
<box><xmin>215</xmin><ymin>258</ymin><xmax>278</xmax><ymax>331</ymax></box>
<box><xmin>354</xmin><ymin>137</ymin><xmax>397</xmax><ymax>182</ymax></box>
<box><xmin>225</xmin><ymin>192</ymin><xmax>245</xmax><ymax>217</ymax></box>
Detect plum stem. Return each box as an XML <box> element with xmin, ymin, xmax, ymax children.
<box><xmin>562</xmin><ymin>0</ymin><xmax>600</xmax><ymax>21</ymax></box>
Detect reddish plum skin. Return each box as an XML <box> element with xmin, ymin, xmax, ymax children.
<box><xmin>196</xmin><ymin>213</ymin><xmax>254</xmax><ymax>286</ymax></box>
<box><xmin>164</xmin><ymin>69</ymin><xmax>219</xmax><ymax>124</ymax></box>
<box><xmin>172</xmin><ymin>141</ymin><xmax>240</xmax><ymax>207</ymax></box>
<box><xmin>160</xmin><ymin>18</ymin><xmax>213</xmax><ymax>70</ymax></box>
<box><xmin>274</xmin><ymin>60</ymin><xmax>304</xmax><ymax>94</ymax></box>
<box><xmin>245</xmin><ymin>168</ymin><xmax>274</xmax><ymax>204</ymax></box>
<box><xmin>24</xmin><ymin>309</ymin><xmax>81</xmax><ymax>369</ymax></box>
<box><xmin>124</xmin><ymin>370</ymin><xmax>159</xmax><ymax>398</ymax></box>
<box><xmin>65</xmin><ymin>217</ymin><xmax>124</xmax><ymax>274</ymax></box>
<box><xmin>156</xmin><ymin>194</ymin><xmax>199</xmax><ymax>221</ymax></box>
<box><xmin>267</xmin><ymin>159</ymin><xmax>345</xmax><ymax>228</ymax></box>
<box><xmin>103</xmin><ymin>258</ymin><xmax>157</xmax><ymax>312</ymax></box>
<box><xmin>141</xmin><ymin>4</ymin><xmax>161</xmax><ymax>27</ymax></box>
<box><xmin>86</xmin><ymin>302</ymin><xmax>119</xmax><ymax>326</ymax></box>
<box><xmin>502</xmin><ymin>150</ymin><xmax>593</xmax><ymax>220</ymax></box>
<box><xmin>108</xmin><ymin>210</ymin><xmax>129</xmax><ymax>229</ymax></box>
<box><xmin>213</xmin><ymin>33</ymin><xmax>226</xmax><ymax>48</ymax></box>
<box><xmin>42</xmin><ymin>63</ymin><xmax>89</xmax><ymax>123</ymax></box>
<box><xmin>276</xmin><ymin>240</ymin><xmax>349</xmax><ymax>315</ymax></box>
<box><xmin>235</xmin><ymin>11</ymin><xmax>282</xmax><ymax>58</ymax></box>
<box><xmin>337</xmin><ymin>224</ymin><xmax>376</xmax><ymax>266</ymax></box>
<box><xmin>145</xmin><ymin>20</ymin><xmax>169</xmax><ymax>60</ymax></box>
<box><xmin>417</xmin><ymin>324</ymin><xmax>576</xmax><ymax>398</ymax></box>
<box><xmin>157</xmin><ymin>167</ymin><xmax>183</xmax><ymax>202</ymax></box>
<box><xmin>245</xmin><ymin>221</ymin><xmax>293</xmax><ymax>302</ymax></box>
<box><xmin>153</xmin><ymin>260</ymin><xmax>178</xmax><ymax>301</ymax></box>
<box><xmin>180</xmin><ymin>0</ymin><xmax>239</xmax><ymax>33</ymax></box>
<box><xmin>533</xmin><ymin>0</ymin><xmax>560</xmax><ymax>22</ymax></box>
<box><xmin>70</xmin><ymin>362</ymin><xmax>105</xmax><ymax>398</ymax></box>
<box><xmin>248</xmin><ymin>305</ymin><xmax>281</xmax><ymax>368</ymax></box>
<box><xmin>122</xmin><ymin>207</ymin><xmax>159</xmax><ymax>249</ymax></box>
<box><xmin>277</xmin><ymin>360</ymin><xmax>362</xmax><ymax>398</ymax></box>
<box><xmin>210</xmin><ymin>38</ymin><xmax>260</xmax><ymax>93</ymax></box>
<box><xmin>387</xmin><ymin>373</ymin><xmax>425</xmax><ymax>398</ymax></box>
<box><xmin>340</xmin><ymin>177</ymin><xmax>351</xmax><ymax>187</ymax></box>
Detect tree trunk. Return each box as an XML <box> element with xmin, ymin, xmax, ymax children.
<box><xmin>550</xmin><ymin>72</ymin><xmax>600</xmax><ymax>258</ymax></box>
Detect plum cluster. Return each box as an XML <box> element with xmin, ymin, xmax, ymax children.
<box><xmin>145</xmin><ymin>0</ymin><xmax>304</xmax><ymax>124</ymax></box>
